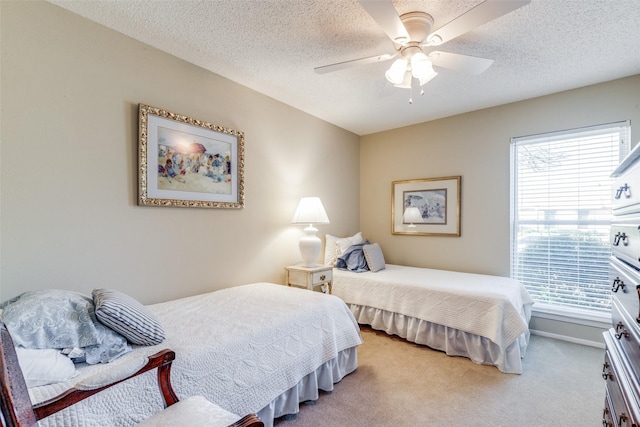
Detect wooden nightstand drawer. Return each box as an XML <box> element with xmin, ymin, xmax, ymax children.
<box><xmin>285</xmin><ymin>265</ymin><xmax>333</xmax><ymax>293</ymax></box>
<box><xmin>312</xmin><ymin>269</ymin><xmax>332</xmax><ymax>284</ymax></box>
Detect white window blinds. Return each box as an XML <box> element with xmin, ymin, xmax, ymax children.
<box><xmin>510</xmin><ymin>122</ymin><xmax>630</xmax><ymax>314</ymax></box>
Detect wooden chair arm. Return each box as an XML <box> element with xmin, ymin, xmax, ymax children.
<box><xmin>230</xmin><ymin>413</ymin><xmax>264</xmax><ymax>427</ymax></box>
<box><xmin>33</xmin><ymin>349</ymin><xmax>179</xmax><ymax>421</ymax></box>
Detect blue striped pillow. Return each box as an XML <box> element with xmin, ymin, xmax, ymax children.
<box><xmin>92</xmin><ymin>289</ymin><xmax>165</xmax><ymax>346</ymax></box>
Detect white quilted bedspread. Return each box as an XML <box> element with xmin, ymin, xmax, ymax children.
<box><xmin>29</xmin><ymin>283</ymin><xmax>362</xmax><ymax>426</ymax></box>
<box><xmin>333</xmin><ymin>265</ymin><xmax>533</xmax><ymax>350</ymax></box>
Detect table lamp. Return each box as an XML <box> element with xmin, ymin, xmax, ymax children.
<box><xmin>291</xmin><ymin>197</ymin><xmax>330</xmax><ymax>267</ymax></box>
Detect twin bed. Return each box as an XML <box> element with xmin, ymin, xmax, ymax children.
<box><xmin>21</xmin><ymin>283</ymin><xmax>362</xmax><ymax>427</ymax></box>
<box><xmin>325</xmin><ymin>233</ymin><xmax>533</xmax><ymax>374</ymax></box>
<box><xmin>332</xmin><ymin>265</ymin><xmax>533</xmax><ymax>374</ymax></box>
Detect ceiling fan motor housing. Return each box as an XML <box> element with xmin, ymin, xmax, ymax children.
<box><xmin>400</xmin><ymin>44</ymin><xmax>423</xmax><ymax>60</ymax></box>
<box><xmin>398</xmin><ymin>11</ymin><xmax>434</xmax><ymax>45</ymax></box>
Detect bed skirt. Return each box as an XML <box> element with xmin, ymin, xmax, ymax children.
<box><xmin>257</xmin><ymin>346</ymin><xmax>357</xmax><ymax>426</ymax></box>
<box><xmin>349</xmin><ymin>304</ymin><xmax>529</xmax><ymax>374</ymax></box>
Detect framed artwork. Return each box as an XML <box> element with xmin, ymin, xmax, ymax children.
<box><xmin>392</xmin><ymin>176</ymin><xmax>461</xmax><ymax>236</ymax></box>
<box><xmin>138</xmin><ymin>104</ymin><xmax>244</xmax><ymax>208</ymax></box>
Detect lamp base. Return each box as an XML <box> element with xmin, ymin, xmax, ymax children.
<box><xmin>299</xmin><ymin>225</ymin><xmax>321</xmax><ymax>267</ymax></box>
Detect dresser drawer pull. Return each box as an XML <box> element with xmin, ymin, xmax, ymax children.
<box><xmin>602</xmin><ymin>407</ymin><xmax>612</xmax><ymax>427</ymax></box>
<box><xmin>612</xmin><ymin>277</ymin><xmax>626</xmax><ymax>293</ymax></box>
<box><xmin>615</xmin><ymin>322</ymin><xmax>629</xmax><ymax>339</ymax></box>
<box><xmin>613</xmin><ymin>232</ymin><xmax>628</xmax><ymax>246</ymax></box>
<box><xmin>637</xmin><ymin>285</ymin><xmax>640</xmax><ymax>323</ymax></box>
<box><xmin>319</xmin><ymin>275</ymin><xmax>326</xmax><ymax>281</ymax></box>
<box><xmin>602</xmin><ymin>361</ymin><xmax>612</xmax><ymax>380</ymax></box>
<box><xmin>615</xmin><ymin>183</ymin><xmax>631</xmax><ymax>199</ymax></box>
<box><xmin>618</xmin><ymin>413</ymin><xmax>628</xmax><ymax>426</ymax></box>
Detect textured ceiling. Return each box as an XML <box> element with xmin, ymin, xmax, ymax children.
<box><xmin>49</xmin><ymin>0</ymin><xmax>640</xmax><ymax>136</ymax></box>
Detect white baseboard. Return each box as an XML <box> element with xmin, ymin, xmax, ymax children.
<box><xmin>530</xmin><ymin>329</ymin><xmax>605</xmax><ymax>349</ymax></box>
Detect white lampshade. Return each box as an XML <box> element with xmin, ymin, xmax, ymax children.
<box><xmin>291</xmin><ymin>197</ymin><xmax>329</xmax><ymax>225</ymax></box>
<box><xmin>403</xmin><ymin>207</ymin><xmax>423</xmax><ymax>228</ymax></box>
<box><xmin>292</xmin><ymin>197</ymin><xmax>330</xmax><ymax>267</ymax></box>
<box><xmin>394</xmin><ymin>70</ymin><xmax>413</xmax><ymax>89</ymax></box>
<box><xmin>411</xmin><ymin>52</ymin><xmax>438</xmax><ymax>86</ymax></box>
<box><xmin>385</xmin><ymin>59</ymin><xmax>408</xmax><ymax>85</ymax></box>
<box><xmin>417</xmin><ymin>69</ymin><xmax>438</xmax><ymax>86</ymax></box>
<box><xmin>386</xmin><ymin>53</ymin><xmax>437</xmax><ymax>90</ymax></box>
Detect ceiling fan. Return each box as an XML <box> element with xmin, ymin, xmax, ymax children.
<box><xmin>315</xmin><ymin>0</ymin><xmax>531</xmax><ymax>102</ymax></box>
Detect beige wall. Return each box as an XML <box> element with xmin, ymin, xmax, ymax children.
<box><xmin>0</xmin><ymin>1</ymin><xmax>360</xmax><ymax>303</ymax></box>
<box><xmin>3</xmin><ymin>1</ymin><xmax>640</xmax><ymax>344</ymax></box>
<box><xmin>361</xmin><ymin>75</ymin><xmax>640</xmax><ymax>276</ymax></box>
<box><xmin>360</xmin><ymin>75</ymin><xmax>640</xmax><ymax>344</ymax></box>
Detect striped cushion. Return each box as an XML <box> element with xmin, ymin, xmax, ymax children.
<box><xmin>92</xmin><ymin>289</ymin><xmax>165</xmax><ymax>346</ymax></box>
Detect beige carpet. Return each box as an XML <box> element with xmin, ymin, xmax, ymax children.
<box><xmin>275</xmin><ymin>326</ymin><xmax>605</xmax><ymax>426</ymax></box>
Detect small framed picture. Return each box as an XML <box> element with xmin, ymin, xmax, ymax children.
<box><xmin>392</xmin><ymin>176</ymin><xmax>461</xmax><ymax>236</ymax></box>
<box><xmin>138</xmin><ymin>104</ymin><xmax>245</xmax><ymax>208</ymax></box>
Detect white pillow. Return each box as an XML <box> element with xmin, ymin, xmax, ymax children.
<box><xmin>324</xmin><ymin>232</ymin><xmax>363</xmax><ymax>266</ymax></box>
<box><xmin>324</xmin><ymin>234</ymin><xmax>338</xmax><ymax>266</ymax></box>
<box><xmin>16</xmin><ymin>347</ymin><xmax>77</xmax><ymax>387</ymax></box>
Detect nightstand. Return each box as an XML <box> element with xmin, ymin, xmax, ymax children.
<box><xmin>285</xmin><ymin>264</ymin><xmax>333</xmax><ymax>294</ymax></box>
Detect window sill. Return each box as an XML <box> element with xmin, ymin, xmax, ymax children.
<box><xmin>531</xmin><ymin>303</ymin><xmax>611</xmax><ymax>329</ymax></box>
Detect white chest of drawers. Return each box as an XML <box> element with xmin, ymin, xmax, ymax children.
<box><xmin>604</xmin><ymin>143</ymin><xmax>640</xmax><ymax>427</ymax></box>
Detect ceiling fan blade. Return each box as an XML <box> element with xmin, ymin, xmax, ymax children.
<box><xmin>429</xmin><ymin>51</ymin><xmax>494</xmax><ymax>75</ymax></box>
<box><xmin>358</xmin><ymin>0</ymin><xmax>410</xmax><ymax>45</ymax></box>
<box><xmin>428</xmin><ymin>0</ymin><xmax>531</xmax><ymax>45</ymax></box>
<box><xmin>314</xmin><ymin>53</ymin><xmax>394</xmax><ymax>74</ymax></box>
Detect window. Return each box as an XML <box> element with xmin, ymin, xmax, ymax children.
<box><xmin>510</xmin><ymin>122</ymin><xmax>630</xmax><ymax>317</ymax></box>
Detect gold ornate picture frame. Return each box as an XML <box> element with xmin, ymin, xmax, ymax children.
<box><xmin>392</xmin><ymin>176</ymin><xmax>461</xmax><ymax>236</ymax></box>
<box><xmin>138</xmin><ymin>104</ymin><xmax>245</xmax><ymax>208</ymax></box>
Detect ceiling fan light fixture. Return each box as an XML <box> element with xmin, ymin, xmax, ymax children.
<box><xmin>385</xmin><ymin>58</ymin><xmax>407</xmax><ymax>85</ymax></box>
<box><xmin>417</xmin><ymin>70</ymin><xmax>438</xmax><ymax>86</ymax></box>
<box><xmin>411</xmin><ymin>52</ymin><xmax>437</xmax><ymax>86</ymax></box>
<box><xmin>393</xmin><ymin>70</ymin><xmax>413</xmax><ymax>88</ymax></box>
<box><xmin>345</xmin><ymin>0</ymin><xmax>532</xmax><ymax>101</ymax></box>
<box><xmin>410</xmin><ymin>52</ymin><xmax>431</xmax><ymax>77</ymax></box>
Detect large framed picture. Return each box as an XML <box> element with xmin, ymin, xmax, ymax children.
<box><xmin>138</xmin><ymin>104</ymin><xmax>244</xmax><ymax>208</ymax></box>
<box><xmin>392</xmin><ymin>176</ymin><xmax>461</xmax><ymax>236</ymax></box>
